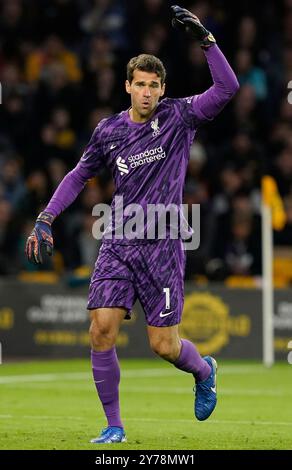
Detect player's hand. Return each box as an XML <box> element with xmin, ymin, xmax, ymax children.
<box><xmin>25</xmin><ymin>211</ymin><xmax>54</xmax><ymax>264</ymax></box>
<box><xmin>171</xmin><ymin>5</ymin><xmax>216</xmax><ymax>48</ymax></box>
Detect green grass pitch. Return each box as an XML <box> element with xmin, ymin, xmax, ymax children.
<box><xmin>0</xmin><ymin>358</ymin><xmax>291</xmax><ymax>450</ymax></box>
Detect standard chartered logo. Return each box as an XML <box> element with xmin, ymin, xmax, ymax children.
<box><xmin>116</xmin><ymin>156</ymin><xmax>129</xmax><ymax>176</ymax></box>
<box><xmin>129</xmin><ymin>146</ymin><xmax>166</xmax><ymax>168</ymax></box>
<box><xmin>117</xmin><ymin>146</ymin><xmax>166</xmax><ymax>173</ymax></box>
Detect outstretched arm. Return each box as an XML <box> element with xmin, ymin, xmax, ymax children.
<box><xmin>26</xmin><ymin>125</ymin><xmax>105</xmax><ymax>264</ymax></box>
<box><xmin>44</xmin><ymin>162</ymin><xmax>94</xmax><ymax>218</ymax></box>
<box><xmin>45</xmin><ymin>124</ymin><xmax>105</xmax><ymax>218</ymax></box>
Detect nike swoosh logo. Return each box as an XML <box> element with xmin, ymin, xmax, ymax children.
<box><xmin>94</xmin><ymin>380</ymin><xmax>105</xmax><ymax>384</ymax></box>
<box><xmin>159</xmin><ymin>310</ymin><xmax>175</xmax><ymax>318</ymax></box>
<box><xmin>110</xmin><ymin>144</ymin><xmax>117</xmax><ymax>150</ymax></box>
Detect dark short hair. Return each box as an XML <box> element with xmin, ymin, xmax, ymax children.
<box><xmin>127</xmin><ymin>54</ymin><xmax>166</xmax><ymax>85</ymax></box>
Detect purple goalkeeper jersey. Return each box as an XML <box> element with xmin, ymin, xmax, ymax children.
<box><xmin>45</xmin><ymin>45</ymin><xmax>239</xmax><ymax>243</ymax></box>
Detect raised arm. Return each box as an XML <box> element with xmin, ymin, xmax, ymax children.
<box><xmin>192</xmin><ymin>44</ymin><xmax>240</xmax><ymax>121</ymax></box>
<box><xmin>171</xmin><ymin>5</ymin><xmax>239</xmax><ymax>122</ymax></box>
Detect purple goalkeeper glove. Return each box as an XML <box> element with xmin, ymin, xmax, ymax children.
<box><xmin>171</xmin><ymin>5</ymin><xmax>216</xmax><ymax>49</ymax></box>
<box><xmin>25</xmin><ymin>211</ymin><xmax>54</xmax><ymax>264</ymax></box>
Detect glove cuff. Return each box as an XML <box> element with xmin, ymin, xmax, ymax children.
<box><xmin>200</xmin><ymin>32</ymin><xmax>216</xmax><ymax>49</ymax></box>
<box><xmin>36</xmin><ymin>211</ymin><xmax>55</xmax><ymax>226</ymax></box>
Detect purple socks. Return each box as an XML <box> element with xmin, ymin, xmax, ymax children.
<box><xmin>173</xmin><ymin>339</ymin><xmax>211</xmax><ymax>382</ymax></box>
<box><xmin>91</xmin><ymin>340</ymin><xmax>210</xmax><ymax>428</ymax></box>
<box><xmin>91</xmin><ymin>347</ymin><xmax>123</xmax><ymax>428</ymax></box>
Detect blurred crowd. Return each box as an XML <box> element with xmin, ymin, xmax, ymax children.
<box><xmin>0</xmin><ymin>0</ymin><xmax>292</xmax><ymax>281</ymax></box>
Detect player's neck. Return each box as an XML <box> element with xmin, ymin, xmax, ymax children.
<box><xmin>129</xmin><ymin>107</ymin><xmax>157</xmax><ymax>123</ymax></box>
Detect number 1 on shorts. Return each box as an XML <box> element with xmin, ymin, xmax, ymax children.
<box><xmin>163</xmin><ymin>287</ymin><xmax>170</xmax><ymax>310</ymax></box>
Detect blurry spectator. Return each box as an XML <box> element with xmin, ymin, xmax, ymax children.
<box><xmin>220</xmin><ymin>129</ymin><xmax>263</xmax><ymax>191</ymax></box>
<box><xmin>184</xmin><ymin>141</ymin><xmax>209</xmax><ymax>206</ymax></box>
<box><xmin>207</xmin><ymin>196</ymin><xmax>261</xmax><ymax>279</ymax></box>
<box><xmin>270</xmin><ymin>121</ymin><xmax>292</xmax><ymax>154</ymax></box>
<box><xmin>0</xmin><ymin>0</ymin><xmax>28</xmax><ymax>60</ymax></box>
<box><xmin>38</xmin><ymin>107</ymin><xmax>77</xmax><ymax>164</ymax></box>
<box><xmin>184</xmin><ymin>141</ymin><xmax>212</xmax><ymax>280</ymax></box>
<box><xmin>232</xmin><ymin>84</ymin><xmax>264</xmax><ymax>136</ymax></box>
<box><xmin>272</xmin><ymin>146</ymin><xmax>292</xmax><ymax>197</ymax></box>
<box><xmin>127</xmin><ymin>0</ymin><xmax>169</xmax><ymax>51</ymax></box>
<box><xmin>223</xmin><ymin>212</ymin><xmax>261</xmax><ymax>276</ymax></box>
<box><xmin>80</xmin><ymin>0</ymin><xmax>128</xmax><ymax>49</ymax></box>
<box><xmin>47</xmin><ymin>158</ymin><xmax>67</xmax><ymax>190</ymax></box>
<box><xmin>0</xmin><ymin>157</ymin><xmax>26</xmax><ymax>210</ymax></box>
<box><xmin>39</xmin><ymin>124</ymin><xmax>59</xmax><ymax>161</ymax></box>
<box><xmin>213</xmin><ymin>164</ymin><xmax>245</xmax><ymax>215</ymax></box>
<box><xmin>39</xmin><ymin>0</ymin><xmax>81</xmax><ymax>43</ymax></box>
<box><xmin>51</xmin><ymin>107</ymin><xmax>77</xmax><ymax>156</ymax></box>
<box><xmin>141</xmin><ymin>23</ymin><xmax>168</xmax><ymax>57</ymax></box>
<box><xmin>235</xmin><ymin>49</ymin><xmax>267</xmax><ymax>100</ymax></box>
<box><xmin>283</xmin><ymin>10</ymin><xmax>292</xmax><ymax>44</ymax></box>
<box><xmin>83</xmin><ymin>34</ymin><xmax>115</xmax><ymax>78</ymax></box>
<box><xmin>184</xmin><ymin>42</ymin><xmax>212</xmax><ymax>94</ymax></box>
<box><xmin>0</xmin><ymin>199</ymin><xmax>19</xmax><ymax>274</ymax></box>
<box><xmin>32</xmin><ymin>62</ymin><xmax>82</xmax><ymax>130</ymax></box>
<box><xmin>0</xmin><ymin>63</ymin><xmax>28</xmax><ymax>98</ymax></box>
<box><xmin>236</xmin><ymin>16</ymin><xmax>258</xmax><ymax>51</ymax></box>
<box><xmin>25</xmin><ymin>35</ymin><xmax>82</xmax><ymax>83</ymax></box>
<box><xmin>278</xmin><ymin>97</ymin><xmax>292</xmax><ymax>124</ymax></box>
<box><xmin>274</xmin><ymin>194</ymin><xmax>292</xmax><ymax>246</ymax></box>
<box><xmin>282</xmin><ymin>47</ymin><xmax>292</xmax><ymax>86</ymax></box>
<box><xmin>89</xmin><ymin>67</ymin><xmax>117</xmax><ymax>108</ymax></box>
<box><xmin>22</xmin><ymin>169</ymin><xmax>50</xmax><ymax>217</ymax></box>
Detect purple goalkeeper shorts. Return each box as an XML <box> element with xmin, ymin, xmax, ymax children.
<box><xmin>87</xmin><ymin>238</ymin><xmax>186</xmax><ymax>327</ymax></box>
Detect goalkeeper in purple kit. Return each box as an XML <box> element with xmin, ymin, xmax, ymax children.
<box><xmin>26</xmin><ymin>6</ymin><xmax>239</xmax><ymax>444</ymax></box>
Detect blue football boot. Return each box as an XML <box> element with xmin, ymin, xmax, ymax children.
<box><xmin>194</xmin><ymin>356</ymin><xmax>217</xmax><ymax>421</ymax></box>
<box><xmin>90</xmin><ymin>426</ymin><xmax>126</xmax><ymax>444</ymax></box>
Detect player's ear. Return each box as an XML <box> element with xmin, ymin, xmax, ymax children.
<box><xmin>125</xmin><ymin>80</ymin><xmax>131</xmax><ymax>94</ymax></box>
<box><xmin>160</xmin><ymin>83</ymin><xmax>166</xmax><ymax>97</ymax></box>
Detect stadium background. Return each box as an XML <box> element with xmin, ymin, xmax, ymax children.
<box><xmin>0</xmin><ymin>0</ymin><xmax>292</xmax><ymax>361</ymax></box>
<box><xmin>1</xmin><ymin>0</ymin><xmax>292</xmax><ymax>452</ymax></box>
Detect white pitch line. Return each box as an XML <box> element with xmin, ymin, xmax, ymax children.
<box><xmin>3</xmin><ymin>382</ymin><xmax>290</xmax><ymax>397</ymax></box>
<box><xmin>0</xmin><ymin>365</ymin><xmax>269</xmax><ymax>384</ymax></box>
<box><xmin>0</xmin><ymin>372</ymin><xmax>89</xmax><ymax>384</ymax></box>
<box><xmin>0</xmin><ymin>369</ymin><xmax>180</xmax><ymax>384</ymax></box>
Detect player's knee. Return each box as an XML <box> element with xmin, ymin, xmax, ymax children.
<box><xmin>89</xmin><ymin>319</ymin><xmax>116</xmax><ymax>351</ymax></box>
